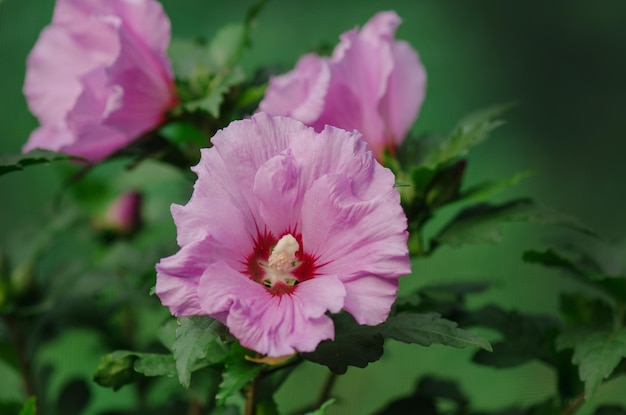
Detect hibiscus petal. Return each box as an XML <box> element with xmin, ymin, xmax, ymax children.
<box><xmin>302</xmin><ymin>174</ymin><xmax>410</xmax><ymax>324</ymax></box>
<box><xmin>253</xmin><ymin>152</ymin><xmax>304</xmax><ymax>235</ymax></box>
<box><xmin>199</xmin><ymin>262</ymin><xmax>345</xmax><ymax>356</ymax></box>
<box><xmin>259</xmin><ymin>54</ymin><xmax>330</xmax><ymax>124</ymax></box>
<box><xmin>341</xmin><ymin>275</ymin><xmax>398</xmax><ymax>325</ymax></box>
<box><xmin>380</xmin><ymin>40</ymin><xmax>427</xmax><ymax>146</ymax></box>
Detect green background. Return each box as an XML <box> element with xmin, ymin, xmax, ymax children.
<box><xmin>1</xmin><ymin>0</ymin><xmax>626</xmax><ymax>413</ymax></box>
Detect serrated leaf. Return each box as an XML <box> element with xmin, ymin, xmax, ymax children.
<box><xmin>434</xmin><ymin>199</ymin><xmax>594</xmax><ymax>248</ymax></box>
<box><xmin>18</xmin><ymin>397</ymin><xmax>36</xmax><ymax>415</ymax></box>
<box><xmin>0</xmin><ymin>150</ymin><xmax>81</xmax><ymax>176</ymax></box>
<box><xmin>421</xmin><ymin>104</ymin><xmax>512</xmax><ymax>169</ymax></box>
<box><xmin>182</xmin><ymin>68</ymin><xmax>246</xmax><ymax>117</ymax></box>
<box><xmin>304</xmin><ymin>398</ymin><xmax>336</xmax><ymax>415</ymax></box>
<box><xmin>216</xmin><ymin>343</ymin><xmax>262</xmax><ymax>404</ymax></box>
<box><xmin>302</xmin><ymin>313</ymin><xmax>384</xmax><ymax>374</ymax></box>
<box><xmin>572</xmin><ymin>329</ymin><xmax>626</xmax><ymax>399</ymax></box>
<box><xmin>173</xmin><ymin>316</ymin><xmax>225</xmax><ymax>388</ymax></box>
<box><xmin>380</xmin><ymin>312</ymin><xmax>492</xmax><ymax>351</ymax></box>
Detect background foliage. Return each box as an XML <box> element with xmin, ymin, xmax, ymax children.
<box><xmin>1</xmin><ymin>1</ymin><xmax>626</xmax><ymax>414</ymax></box>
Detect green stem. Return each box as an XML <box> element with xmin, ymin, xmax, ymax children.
<box><xmin>244</xmin><ymin>372</ymin><xmax>261</xmax><ymax>415</ymax></box>
<box><xmin>316</xmin><ymin>371</ymin><xmax>337</xmax><ymax>408</ymax></box>
<box><xmin>3</xmin><ymin>315</ymin><xmax>38</xmax><ymax>411</ymax></box>
<box><xmin>561</xmin><ymin>393</ymin><xmax>584</xmax><ymax>415</ymax></box>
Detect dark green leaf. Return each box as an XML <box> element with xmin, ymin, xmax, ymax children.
<box><xmin>172</xmin><ymin>316</ymin><xmax>226</xmax><ymax>388</ymax></box>
<box><xmin>303</xmin><ymin>313</ymin><xmax>384</xmax><ymax>374</ymax></box>
<box><xmin>380</xmin><ymin>312</ymin><xmax>492</xmax><ymax>351</ymax></box>
<box><xmin>18</xmin><ymin>397</ymin><xmax>36</xmax><ymax>415</ymax></box>
<box><xmin>304</xmin><ymin>398</ymin><xmax>336</xmax><ymax>415</ymax></box>
<box><xmin>434</xmin><ymin>199</ymin><xmax>594</xmax><ymax>248</ymax></box>
<box><xmin>256</xmin><ymin>359</ymin><xmax>299</xmax><ymax>401</ymax></box>
<box><xmin>559</xmin><ymin>292</ymin><xmax>614</xmax><ymax>326</ymax></box>
<box><xmin>375</xmin><ymin>376</ymin><xmax>468</xmax><ymax>415</ymax></box>
<box><xmin>595</xmin><ymin>406</ymin><xmax>626</xmax><ymax>415</ymax></box>
<box><xmin>0</xmin><ymin>150</ymin><xmax>81</xmax><ymax>176</ymax></box>
<box><xmin>524</xmin><ymin>249</ymin><xmax>626</xmax><ymax>305</ymax></box>
<box><xmin>571</xmin><ymin>329</ymin><xmax>626</xmax><ymax>399</ymax></box>
<box><xmin>421</xmin><ymin>103</ymin><xmax>512</xmax><ymax>169</ymax></box>
<box><xmin>256</xmin><ymin>398</ymin><xmax>280</xmax><ymax>415</ymax></box>
<box><xmin>216</xmin><ymin>343</ymin><xmax>262</xmax><ymax>404</ymax></box>
<box><xmin>467</xmin><ymin>305</ymin><xmax>560</xmax><ymax>367</ymax></box>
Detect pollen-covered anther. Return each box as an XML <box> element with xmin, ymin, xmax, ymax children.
<box><xmin>268</xmin><ymin>234</ymin><xmax>299</xmax><ymax>272</ymax></box>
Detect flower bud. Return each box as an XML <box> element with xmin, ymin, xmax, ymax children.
<box><xmin>96</xmin><ymin>191</ymin><xmax>143</xmax><ymax>237</ymax></box>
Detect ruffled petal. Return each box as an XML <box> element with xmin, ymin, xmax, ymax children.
<box><xmin>171</xmin><ymin>197</ymin><xmax>254</xmax><ymax>256</ymax></box>
<box><xmin>23</xmin><ymin>0</ymin><xmax>175</xmax><ymax>162</ymax></box>
<box><xmin>253</xmin><ymin>152</ymin><xmax>304</xmax><ymax>235</ymax></box>
<box><xmin>341</xmin><ymin>275</ymin><xmax>398</xmax><ymax>325</ymax></box>
<box><xmin>23</xmin><ymin>22</ymin><xmax>118</xmax><ymax>126</ymax></box>
<box><xmin>200</xmin><ymin>113</ymin><xmax>312</xmax><ymax>224</ymax></box>
<box><xmin>198</xmin><ymin>262</ymin><xmax>345</xmax><ymax>356</ymax></box>
<box><xmin>301</xmin><ymin>172</ymin><xmax>410</xmax><ymax>277</ymax></box>
<box><xmin>155</xmin><ymin>232</ymin><xmax>239</xmax><ymax>316</ymax></box>
<box><xmin>259</xmin><ymin>54</ymin><xmax>330</xmax><ymax>124</ymax></box>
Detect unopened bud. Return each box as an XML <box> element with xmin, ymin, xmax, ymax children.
<box><xmin>95</xmin><ymin>191</ymin><xmax>143</xmax><ymax>237</ymax></box>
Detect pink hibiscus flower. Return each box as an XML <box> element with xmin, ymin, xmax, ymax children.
<box><xmin>22</xmin><ymin>0</ymin><xmax>177</xmax><ymax>162</ymax></box>
<box><xmin>259</xmin><ymin>11</ymin><xmax>426</xmax><ymax>160</ymax></box>
<box><xmin>156</xmin><ymin>113</ymin><xmax>410</xmax><ymax>357</ymax></box>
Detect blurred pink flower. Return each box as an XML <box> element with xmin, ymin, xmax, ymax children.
<box><xmin>22</xmin><ymin>0</ymin><xmax>177</xmax><ymax>162</ymax></box>
<box><xmin>96</xmin><ymin>191</ymin><xmax>143</xmax><ymax>236</ymax></box>
<box><xmin>156</xmin><ymin>113</ymin><xmax>410</xmax><ymax>356</ymax></box>
<box><xmin>259</xmin><ymin>11</ymin><xmax>426</xmax><ymax>160</ymax></box>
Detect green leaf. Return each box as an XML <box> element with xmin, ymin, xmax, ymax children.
<box><xmin>0</xmin><ymin>150</ymin><xmax>81</xmax><ymax>176</ymax></box>
<box><xmin>216</xmin><ymin>343</ymin><xmax>262</xmax><ymax>404</ymax></box>
<box><xmin>303</xmin><ymin>313</ymin><xmax>384</xmax><ymax>374</ymax></box>
<box><xmin>433</xmin><ymin>198</ymin><xmax>594</xmax><ymax>248</ymax></box>
<box><xmin>181</xmin><ymin>68</ymin><xmax>246</xmax><ymax>117</ymax></box>
<box><xmin>559</xmin><ymin>292</ymin><xmax>614</xmax><ymax>327</ymax></box>
<box><xmin>524</xmin><ymin>249</ymin><xmax>626</xmax><ymax>305</ymax></box>
<box><xmin>572</xmin><ymin>329</ymin><xmax>626</xmax><ymax>399</ymax></box>
<box><xmin>207</xmin><ymin>24</ymin><xmax>246</xmax><ymax>71</ymax></box>
<box><xmin>467</xmin><ymin>305</ymin><xmax>560</xmax><ymax>367</ymax></box>
<box><xmin>375</xmin><ymin>376</ymin><xmax>468</xmax><ymax>415</ymax></box>
<box><xmin>458</xmin><ymin>170</ymin><xmax>533</xmax><ymax>204</ymax></box>
<box><xmin>304</xmin><ymin>398</ymin><xmax>336</xmax><ymax>415</ymax></box>
<box><xmin>132</xmin><ymin>353</ymin><xmax>177</xmax><ymax>377</ymax></box>
<box><xmin>93</xmin><ymin>351</ymin><xmax>138</xmax><ymax>391</ymax></box>
<box><xmin>18</xmin><ymin>397</ymin><xmax>36</xmax><ymax>415</ymax></box>
<box><xmin>380</xmin><ymin>312</ymin><xmax>492</xmax><ymax>351</ymax></box>
<box><xmin>159</xmin><ymin>121</ymin><xmax>208</xmax><ymax>146</ymax></box>
<box><xmin>172</xmin><ymin>316</ymin><xmax>226</xmax><ymax>388</ymax></box>
<box><xmin>421</xmin><ymin>103</ymin><xmax>512</xmax><ymax>169</ymax></box>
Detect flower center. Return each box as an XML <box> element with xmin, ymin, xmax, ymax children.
<box><xmin>263</xmin><ymin>234</ymin><xmax>300</xmax><ymax>288</ymax></box>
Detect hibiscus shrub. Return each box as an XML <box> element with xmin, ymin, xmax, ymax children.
<box><xmin>1</xmin><ymin>2</ymin><xmax>625</xmax><ymax>415</ymax></box>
